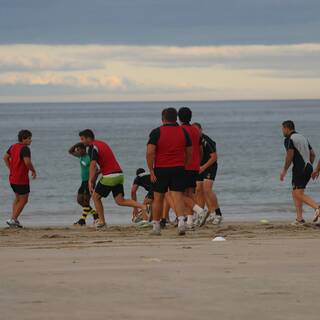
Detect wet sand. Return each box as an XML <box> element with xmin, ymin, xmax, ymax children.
<box><xmin>0</xmin><ymin>222</ymin><xmax>320</xmax><ymax>320</ymax></box>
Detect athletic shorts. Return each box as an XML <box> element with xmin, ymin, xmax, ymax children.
<box><xmin>292</xmin><ymin>163</ymin><xmax>313</xmax><ymax>190</ymax></box>
<box><xmin>184</xmin><ymin>170</ymin><xmax>199</xmax><ymax>189</ymax></box>
<box><xmin>10</xmin><ymin>184</ymin><xmax>30</xmax><ymax>195</ymax></box>
<box><xmin>78</xmin><ymin>181</ymin><xmax>90</xmax><ymax>195</ymax></box>
<box><xmin>197</xmin><ymin>164</ymin><xmax>218</xmax><ymax>182</ymax></box>
<box><xmin>94</xmin><ymin>174</ymin><xmax>125</xmax><ymax>198</ymax></box>
<box><xmin>153</xmin><ymin>167</ymin><xmax>186</xmax><ymax>193</ymax></box>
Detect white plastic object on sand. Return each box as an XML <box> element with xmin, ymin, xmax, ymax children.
<box><xmin>212</xmin><ymin>236</ymin><xmax>226</xmax><ymax>242</ymax></box>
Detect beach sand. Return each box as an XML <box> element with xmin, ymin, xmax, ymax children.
<box><xmin>0</xmin><ymin>222</ymin><xmax>320</xmax><ymax>320</ymax></box>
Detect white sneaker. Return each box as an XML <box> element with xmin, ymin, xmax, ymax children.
<box><xmin>313</xmin><ymin>207</ymin><xmax>320</xmax><ymax>223</ymax></box>
<box><xmin>206</xmin><ymin>213</ymin><xmax>215</xmax><ymax>224</ymax></box>
<box><xmin>198</xmin><ymin>209</ymin><xmax>210</xmax><ymax>227</ymax></box>
<box><xmin>6</xmin><ymin>219</ymin><xmax>23</xmax><ymax>228</ymax></box>
<box><xmin>150</xmin><ymin>229</ymin><xmax>161</xmax><ymax>236</ymax></box>
<box><xmin>291</xmin><ymin>219</ymin><xmax>306</xmax><ymax>226</ymax></box>
<box><xmin>213</xmin><ymin>215</ymin><xmax>223</xmax><ymax>225</ymax></box>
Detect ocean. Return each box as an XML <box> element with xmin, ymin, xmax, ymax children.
<box><xmin>0</xmin><ymin>100</ymin><xmax>320</xmax><ymax>226</ymax></box>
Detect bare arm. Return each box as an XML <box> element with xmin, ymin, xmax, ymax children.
<box><xmin>146</xmin><ymin>144</ymin><xmax>157</xmax><ymax>182</ymax></box>
<box><xmin>280</xmin><ymin>149</ymin><xmax>294</xmax><ymax>181</ymax></box>
<box><xmin>24</xmin><ymin>157</ymin><xmax>37</xmax><ymax>179</ymax></box>
<box><xmin>88</xmin><ymin>160</ymin><xmax>98</xmax><ymax>193</ymax></box>
<box><xmin>68</xmin><ymin>143</ymin><xmax>82</xmax><ymax>157</ymax></box>
<box><xmin>200</xmin><ymin>152</ymin><xmax>217</xmax><ymax>173</ymax></box>
<box><xmin>3</xmin><ymin>153</ymin><xmax>10</xmax><ymax>170</ymax></box>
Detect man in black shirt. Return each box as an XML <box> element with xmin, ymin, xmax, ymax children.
<box><xmin>280</xmin><ymin>120</ymin><xmax>320</xmax><ymax>225</ymax></box>
<box><xmin>131</xmin><ymin>168</ymin><xmax>153</xmax><ymax>222</ymax></box>
<box><xmin>193</xmin><ymin>123</ymin><xmax>223</xmax><ymax>226</ymax></box>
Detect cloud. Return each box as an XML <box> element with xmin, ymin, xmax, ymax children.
<box><xmin>0</xmin><ymin>43</ymin><xmax>320</xmax><ymax>101</ymax></box>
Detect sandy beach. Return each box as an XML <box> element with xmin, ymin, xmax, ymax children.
<box><xmin>0</xmin><ymin>222</ymin><xmax>320</xmax><ymax>320</ymax></box>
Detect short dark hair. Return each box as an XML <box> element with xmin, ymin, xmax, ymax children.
<box><xmin>282</xmin><ymin>120</ymin><xmax>295</xmax><ymax>131</ymax></box>
<box><xmin>79</xmin><ymin>129</ymin><xmax>95</xmax><ymax>140</ymax></box>
<box><xmin>18</xmin><ymin>130</ymin><xmax>32</xmax><ymax>142</ymax></box>
<box><xmin>136</xmin><ymin>168</ymin><xmax>145</xmax><ymax>176</ymax></box>
<box><xmin>193</xmin><ymin>122</ymin><xmax>202</xmax><ymax>130</ymax></box>
<box><xmin>162</xmin><ymin>107</ymin><xmax>177</xmax><ymax>122</ymax></box>
<box><xmin>77</xmin><ymin>143</ymin><xmax>86</xmax><ymax>151</ymax></box>
<box><xmin>178</xmin><ymin>107</ymin><xmax>192</xmax><ymax>123</ymax></box>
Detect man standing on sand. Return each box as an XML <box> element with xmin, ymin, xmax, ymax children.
<box><xmin>178</xmin><ymin>107</ymin><xmax>206</xmax><ymax>230</ymax></box>
<box><xmin>3</xmin><ymin>130</ymin><xmax>37</xmax><ymax>228</ymax></box>
<box><xmin>79</xmin><ymin>129</ymin><xmax>148</xmax><ymax>229</ymax></box>
<box><xmin>68</xmin><ymin>142</ymin><xmax>99</xmax><ymax>226</ymax></box>
<box><xmin>280</xmin><ymin>120</ymin><xmax>320</xmax><ymax>225</ymax></box>
<box><xmin>146</xmin><ymin>108</ymin><xmax>192</xmax><ymax>236</ymax></box>
<box><xmin>193</xmin><ymin>123</ymin><xmax>223</xmax><ymax>226</ymax></box>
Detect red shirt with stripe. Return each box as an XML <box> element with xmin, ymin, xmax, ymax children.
<box><xmin>148</xmin><ymin>123</ymin><xmax>192</xmax><ymax>168</ymax></box>
<box><xmin>181</xmin><ymin>123</ymin><xmax>201</xmax><ymax>171</ymax></box>
<box><xmin>88</xmin><ymin>140</ymin><xmax>122</xmax><ymax>175</ymax></box>
<box><xmin>7</xmin><ymin>143</ymin><xmax>31</xmax><ymax>185</ymax></box>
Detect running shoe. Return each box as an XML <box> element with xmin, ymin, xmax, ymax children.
<box><xmin>291</xmin><ymin>219</ymin><xmax>306</xmax><ymax>226</ymax></box>
<box><xmin>198</xmin><ymin>209</ymin><xmax>210</xmax><ymax>227</ymax></box>
<box><xmin>313</xmin><ymin>207</ymin><xmax>320</xmax><ymax>223</ymax></box>
<box><xmin>74</xmin><ymin>218</ymin><xmax>86</xmax><ymax>226</ymax></box>
<box><xmin>95</xmin><ymin>222</ymin><xmax>107</xmax><ymax>230</ymax></box>
<box><xmin>150</xmin><ymin>229</ymin><xmax>161</xmax><ymax>236</ymax></box>
<box><xmin>6</xmin><ymin>219</ymin><xmax>23</xmax><ymax>228</ymax></box>
<box><xmin>178</xmin><ymin>224</ymin><xmax>186</xmax><ymax>236</ymax></box>
<box><xmin>206</xmin><ymin>213</ymin><xmax>215</xmax><ymax>224</ymax></box>
<box><xmin>213</xmin><ymin>215</ymin><xmax>223</xmax><ymax>225</ymax></box>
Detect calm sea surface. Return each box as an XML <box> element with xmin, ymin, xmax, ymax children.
<box><xmin>0</xmin><ymin>100</ymin><xmax>320</xmax><ymax>226</ymax></box>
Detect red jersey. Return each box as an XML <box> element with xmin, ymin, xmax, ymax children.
<box><xmin>148</xmin><ymin>123</ymin><xmax>192</xmax><ymax>168</ymax></box>
<box><xmin>181</xmin><ymin>124</ymin><xmax>201</xmax><ymax>171</ymax></box>
<box><xmin>7</xmin><ymin>143</ymin><xmax>31</xmax><ymax>185</ymax></box>
<box><xmin>89</xmin><ymin>140</ymin><xmax>122</xmax><ymax>175</ymax></box>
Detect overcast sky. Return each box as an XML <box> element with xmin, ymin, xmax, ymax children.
<box><xmin>0</xmin><ymin>0</ymin><xmax>319</xmax><ymax>102</ymax></box>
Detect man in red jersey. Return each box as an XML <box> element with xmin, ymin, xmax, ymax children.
<box><xmin>79</xmin><ymin>129</ymin><xmax>147</xmax><ymax>229</ymax></box>
<box><xmin>146</xmin><ymin>108</ymin><xmax>192</xmax><ymax>236</ymax></box>
<box><xmin>3</xmin><ymin>130</ymin><xmax>37</xmax><ymax>228</ymax></box>
<box><xmin>178</xmin><ymin>107</ymin><xmax>206</xmax><ymax>229</ymax></box>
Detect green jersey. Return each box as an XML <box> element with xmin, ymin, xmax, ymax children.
<box><xmin>79</xmin><ymin>155</ymin><xmax>90</xmax><ymax>182</ymax></box>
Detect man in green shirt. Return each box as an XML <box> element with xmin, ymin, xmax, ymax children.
<box><xmin>69</xmin><ymin>143</ymin><xmax>98</xmax><ymax>226</ymax></box>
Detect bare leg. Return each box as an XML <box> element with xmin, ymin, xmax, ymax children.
<box><xmin>196</xmin><ymin>181</ymin><xmax>205</xmax><ymax>208</ymax></box>
<box><xmin>114</xmin><ymin>194</ymin><xmax>146</xmax><ymax>210</ymax></box>
<box><xmin>12</xmin><ymin>194</ymin><xmax>29</xmax><ymax>220</ymax></box>
<box><xmin>92</xmin><ymin>192</ymin><xmax>105</xmax><ymax>224</ymax></box>
<box><xmin>203</xmin><ymin>179</ymin><xmax>219</xmax><ymax>213</ymax></box>
<box><xmin>152</xmin><ymin>192</ymin><xmax>165</xmax><ymax>222</ymax></box>
<box><xmin>162</xmin><ymin>196</ymin><xmax>171</xmax><ymax>220</ymax></box>
<box><xmin>170</xmin><ymin>191</ymin><xmax>186</xmax><ymax>218</ymax></box>
<box><xmin>292</xmin><ymin>190</ymin><xmax>303</xmax><ymax>221</ymax></box>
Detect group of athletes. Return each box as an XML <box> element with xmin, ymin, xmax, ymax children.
<box><xmin>3</xmin><ymin>108</ymin><xmax>320</xmax><ymax>233</ymax></box>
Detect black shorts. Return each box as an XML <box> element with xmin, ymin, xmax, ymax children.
<box><xmin>292</xmin><ymin>163</ymin><xmax>313</xmax><ymax>190</ymax></box>
<box><xmin>95</xmin><ymin>181</ymin><xmax>124</xmax><ymax>198</ymax></box>
<box><xmin>153</xmin><ymin>167</ymin><xmax>186</xmax><ymax>193</ymax></box>
<box><xmin>78</xmin><ymin>181</ymin><xmax>90</xmax><ymax>195</ymax></box>
<box><xmin>184</xmin><ymin>170</ymin><xmax>199</xmax><ymax>189</ymax></box>
<box><xmin>11</xmin><ymin>184</ymin><xmax>30</xmax><ymax>195</ymax></box>
<box><xmin>197</xmin><ymin>164</ymin><xmax>218</xmax><ymax>182</ymax></box>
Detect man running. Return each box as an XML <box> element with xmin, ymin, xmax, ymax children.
<box><xmin>178</xmin><ymin>107</ymin><xmax>206</xmax><ymax>229</ymax></box>
<box><xmin>194</xmin><ymin>123</ymin><xmax>223</xmax><ymax>226</ymax></box>
<box><xmin>79</xmin><ymin>129</ymin><xmax>147</xmax><ymax>229</ymax></box>
<box><xmin>131</xmin><ymin>168</ymin><xmax>153</xmax><ymax>222</ymax></box>
<box><xmin>146</xmin><ymin>107</ymin><xmax>192</xmax><ymax>236</ymax></box>
<box><xmin>280</xmin><ymin>120</ymin><xmax>320</xmax><ymax>225</ymax></box>
<box><xmin>3</xmin><ymin>130</ymin><xmax>37</xmax><ymax>228</ymax></box>
<box><xmin>69</xmin><ymin>143</ymin><xmax>99</xmax><ymax>226</ymax></box>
